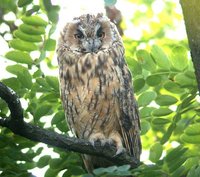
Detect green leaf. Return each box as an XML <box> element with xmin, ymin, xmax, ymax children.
<box><xmin>52</xmin><ymin>111</ymin><xmax>65</xmax><ymax>125</ymax></box>
<box><xmin>17</xmin><ymin>69</ymin><xmax>32</xmax><ymax>89</ymax></box>
<box><xmin>168</xmin><ymin>157</ymin><xmax>187</xmax><ymax>173</ymax></box>
<box><xmin>146</xmin><ymin>75</ymin><xmax>162</xmax><ymax>86</ymax></box>
<box><xmin>14</xmin><ymin>30</ymin><xmax>42</xmax><ymax>42</ymax></box>
<box><xmin>34</xmin><ymin>104</ymin><xmax>52</xmax><ymax>121</ymax></box>
<box><xmin>155</xmin><ymin>95</ymin><xmax>178</xmax><ymax>106</ymax></box>
<box><xmin>117</xmin><ymin>165</ymin><xmax>131</xmax><ymax>172</ymax></box>
<box><xmin>140</xmin><ymin>107</ymin><xmax>155</xmax><ymax>118</ymax></box>
<box><xmin>181</xmin><ymin>134</ymin><xmax>200</xmax><ymax>144</ymax></box>
<box><xmin>164</xmin><ymin>80</ymin><xmax>184</xmax><ymax>93</ymax></box>
<box><xmin>46</xmin><ymin>76</ymin><xmax>59</xmax><ymax>92</ymax></box>
<box><xmin>170</xmin><ymin>46</ymin><xmax>188</xmax><ymax>71</ymax></box>
<box><xmin>187</xmin><ymin>166</ymin><xmax>197</xmax><ymax>177</ymax></box>
<box><xmin>184</xmin><ymin>123</ymin><xmax>200</xmax><ymax>135</ymax></box>
<box><xmin>6</xmin><ymin>64</ymin><xmax>32</xmax><ymax>89</ymax></box>
<box><xmin>152</xmin><ymin>108</ymin><xmax>172</xmax><ymax>116</ymax></box>
<box><xmin>37</xmin><ymin>155</ymin><xmax>51</xmax><ymax>168</ymax></box>
<box><xmin>93</xmin><ymin>168</ymin><xmax>106</xmax><ymax>175</ymax></box>
<box><xmin>5</xmin><ymin>50</ymin><xmax>33</xmax><ymax>64</ymax></box>
<box><xmin>171</xmin><ymin>166</ymin><xmax>185</xmax><ymax>177</ymax></box>
<box><xmin>149</xmin><ymin>142</ymin><xmax>163</xmax><ymax>163</ymax></box>
<box><xmin>141</xmin><ymin>120</ymin><xmax>151</xmax><ymax>135</ymax></box>
<box><xmin>9</xmin><ymin>39</ymin><xmax>38</xmax><ymax>51</ymax></box>
<box><xmin>56</xmin><ymin>120</ymin><xmax>68</xmax><ymax>132</ymax></box>
<box><xmin>19</xmin><ymin>24</ymin><xmax>45</xmax><ymax>35</ymax></box>
<box><xmin>165</xmin><ymin>146</ymin><xmax>187</xmax><ymax>162</ymax></box>
<box><xmin>44</xmin><ymin>39</ymin><xmax>56</xmax><ymax>51</ymax></box>
<box><xmin>160</xmin><ymin>123</ymin><xmax>176</xmax><ymax>144</ymax></box>
<box><xmin>2</xmin><ymin>78</ymin><xmax>21</xmax><ymax>91</ymax></box>
<box><xmin>133</xmin><ymin>77</ymin><xmax>145</xmax><ymax>93</ymax></box>
<box><xmin>18</xmin><ymin>0</ymin><xmax>33</xmax><ymax>7</ymax></box>
<box><xmin>70</xmin><ymin>166</ymin><xmax>85</xmax><ymax>175</ymax></box>
<box><xmin>136</xmin><ymin>49</ymin><xmax>156</xmax><ymax>71</ymax></box>
<box><xmin>104</xmin><ymin>166</ymin><xmax>117</xmax><ymax>173</ymax></box>
<box><xmin>22</xmin><ymin>15</ymin><xmax>48</xmax><ymax>26</ymax></box>
<box><xmin>175</xmin><ymin>73</ymin><xmax>196</xmax><ymax>87</ymax></box>
<box><xmin>152</xmin><ymin>118</ymin><xmax>171</xmax><ymax>125</ymax></box>
<box><xmin>138</xmin><ymin>91</ymin><xmax>157</xmax><ymax>107</ymax></box>
<box><xmin>151</xmin><ymin>45</ymin><xmax>170</xmax><ymax>69</ymax></box>
<box><xmin>184</xmin><ymin>157</ymin><xmax>199</xmax><ymax>172</ymax></box>
<box><xmin>44</xmin><ymin>168</ymin><xmax>59</xmax><ymax>177</ymax></box>
<box><xmin>126</xmin><ymin>58</ymin><xmax>142</xmax><ymax>76</ymax></box>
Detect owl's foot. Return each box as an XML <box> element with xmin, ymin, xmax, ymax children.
<box><xmin>89</xmin><ymin>133</ymin><xmax>107</xmax><ymax>147</ymax></box>
<box><xmin>109</xmin><ymin>132</ymin><xmax>126</xmax><ymax>156</ymax></box>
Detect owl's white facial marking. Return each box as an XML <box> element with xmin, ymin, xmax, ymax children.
<box><xmin>73</xmin><ymin>23</ymin><xmax>105</xmax><ymax>53</ymax></box>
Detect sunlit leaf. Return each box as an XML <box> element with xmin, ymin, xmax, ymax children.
<box><xmin>181</xmin><ymin>134</ymin><xmax>200</xmax><ymax>144</ymax></box>
<box><xmin>141</xmin><ymin>120</ymin><xmax>151</xmax><ymax>135</ymax></box>
<box><xmin>138</xmin><ymin>91</ymin><xmax>157</xmax><ymax>107</ymax></box>
<box><xmin>19</xmin><ymin>24</ymin><xmax>45</xmax><ymax>35</ymax></box>
<box><xmin>146</xmin><ymin>75</ymin><xmax>162</xmax><ymax>86</ymax></box>
<box><xmin>22</xmin><ymin>15</ymin><xmax>48</xmax><ymax>26</ymax></box>
<box><xmin>14</xmin><ymin>30</ymin><xmax>42</xmax><ymax>42</ymax></box>
<box><xmin>44</xmin><ymin>39</ymin><xmax>56</xmax><ymax>51</ymax></box>
<box><xmin>160</xmin><ymin>123</ymin><xmax>176</xmax><ymax>144</ymax></box>
<box><xmin>34</xmin><ymin>104</ymin><xmax>52</xmax><ymax>121</ymax></box>
<box><xmin>165</xmin><ymin>146</ymin><xmax>187</xmax><ymax>163</ymax></box>
<box><xmin>6</xmin><ymin>64</ymin><xmax>32</xmax><ymax>89</ymax></box>
<box><xmin>133</xmin><ymin>77</ymin><xmax>145</xmax><ymax>93</ymax></box>
<box><xmin>46</xmin><ymin>76</ymin><xmax>59</xmax><ymax>92</ymax></box>
<box><xmin>152</xmin><ymin>118</ymin><xmax>171</xmax><ymax>125</ymax></box>
<box><xmin>152</xmin><ymin>108</ymin><xmax>172</xmax><ymax>116</ymax></box>
<box><xmin>163</xmin><ymin>80</ymin><xmax>184</xmax><ymax>93</ymax></box>
<box><xmin>155</xmin><ymin>95</ymin><xmax>178</xmax><ymax>106</ymax></box>
<box><xmin>184</xmin><ymin>123</ymin><xmax>200</xmax><ymax>135</ymax></box>
<box><xmin>5</xmin><ymin>50</ymin><xmax>33</xmax><ymax>64</ymax></box>
<box><xmin>9</xmin><ymin>39</ymin><xmax>38</xmax><ymax>51</ymax></box>
<box><xmin>175</xmin><ymin>73</ymin><xmax>196</xmax><ymax>87</ymax></box>
<box><xmin>136</xmin><ymin>49</ymin><xmax>156</xmax><ymax>71</ymax></box>
<box><xmin>126</xmin><ymin>58</ymin><xmax>142</xmax><ymax>76</ymax></box>
<box><xmin>151</xmin><ymin>45</ymin><xmax>170</xmax><ymax>69</ymax></box>
<box><xmin>140</xmin><ymin>107</ymin><xmax>155</xmax><ymax>118</ymax></box>
<box><xmin>170</xmin><ymin>46</ymin><xmax>188</xmax><ymax>71</ymax></box>
<box><xmin>149</xmin><ymin>142</ymin><xmax>163</xmax><ymax>163</ymax></box>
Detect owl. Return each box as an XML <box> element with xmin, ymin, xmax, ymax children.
<box><xmin>57</xmin><ymin>13</ymin><xmax>141</xmax><ymax>172</ymax></box>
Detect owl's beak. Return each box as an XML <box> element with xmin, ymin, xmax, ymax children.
<box><xmin>85</xmin><ymin>38</ymin><xmax>98</xmax><ymax>53</ymax></box>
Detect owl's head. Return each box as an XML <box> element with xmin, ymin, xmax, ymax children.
<box><xmin>60</xmin><ymin>13</ymin><xmax>121</xmax><ymax>54</ymax></box>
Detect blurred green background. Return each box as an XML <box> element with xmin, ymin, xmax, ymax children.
<box><xmin>0</xmin><ymin>0</ymin><xmax>199</xmax><ymax>177</ymax></box>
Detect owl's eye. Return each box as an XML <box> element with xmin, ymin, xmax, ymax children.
<box><xmin>97</xmin><ymin>27</ymin><xmax>105</xmax><ymax>38</ymax></box>
<box><xmin>74</xmin><ymin>30</ymin><xmax>84</xmax><ymax>39</ymax></box>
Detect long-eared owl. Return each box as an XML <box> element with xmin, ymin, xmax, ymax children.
<box><xmin>57</xmin><ymin>13</ymin><xmax>141</xmax><ymax>172</ymax></box>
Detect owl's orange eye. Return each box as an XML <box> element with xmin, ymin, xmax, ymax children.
<box><xmin>74</xmin><ymin>31</ymin><xmax>84</xmax><ymax>39</ymax></box>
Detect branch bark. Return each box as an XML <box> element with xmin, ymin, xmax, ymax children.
<box><xmin>180</xmin><ymin>0</ymin><xmax>200</xmax><ymax>95</ymax></box>
<box><xmin>0</xmin><ymin>82</ymin><xmax>139</xmax><ymax>168</ymax></box>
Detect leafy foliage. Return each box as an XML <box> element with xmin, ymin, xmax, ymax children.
<box><xmin>0</xmin><ymin>0</ymin><xmax>199</xmax><ymax>177</ymax></box>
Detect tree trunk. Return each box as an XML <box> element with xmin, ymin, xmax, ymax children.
<box><xmin>180</xmin><ymin>0</ymin><xmax>200</xmax><ymax>95</ymax></box>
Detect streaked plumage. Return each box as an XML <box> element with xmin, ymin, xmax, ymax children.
<box><xmin>57</xmin><ymin>13</ymin><xmax>141</xmax><ymax>172</ymax></box>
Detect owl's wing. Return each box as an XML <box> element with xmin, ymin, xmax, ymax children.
<box><xmin>118</xmin><ymin>63</ymin><xmax>141</xmax><ymax>160</ymax></box>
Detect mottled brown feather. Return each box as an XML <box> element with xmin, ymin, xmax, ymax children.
<box><xmin>57</xmin><ymin>13</ymin><xmax>141</xmax><ymax>173</ymax></box>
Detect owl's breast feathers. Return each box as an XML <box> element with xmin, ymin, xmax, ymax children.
<box><xmin>57</xmin><ymin>40</ymin><xmax>141</xmax><ymax>163</ymax></box>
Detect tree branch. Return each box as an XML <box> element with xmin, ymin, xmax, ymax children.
<box><xmin>180</xmin><ymin>0</ymin><xmax>200</xmax><ymax>95</ymax></box>
<box><xmin>0</xmin><ymin>82</ymin><xmax>139</xmax><ymax>168</ymax></box>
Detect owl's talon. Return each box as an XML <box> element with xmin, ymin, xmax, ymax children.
<box><xmin>89</xmin><ymin>140</ymin><xmax>96</xmax><ymax>148</ymax></box>
<box><xmin>113</xmin><ymin>147</ymin><xmax>126</xmax><ymax>157</ymax></box>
